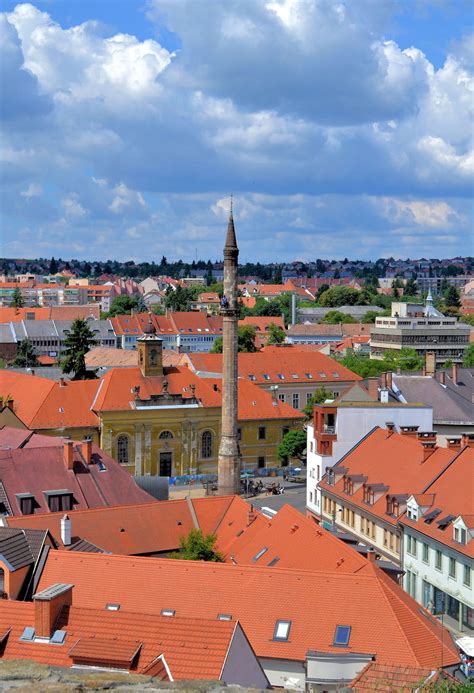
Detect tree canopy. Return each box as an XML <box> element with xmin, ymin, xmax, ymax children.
<box><xmin>61</xmin><ymin>318</ymin><xmax>98</xmax><ymax>379</ymax></box>
<box><xmin>171</xmin><ymin>529</ymin><xmax>224</xmax><ymax>562</ymax></box>
<box><xmin>10</xmin><ymin>287</ymin><xmax>24</xmax><ymax>308</ymax></box>
<box><xmin>463</xmin><ymin>343</ymin><xmax>474</xmax><ymax>367</ymax></box>
<box><xmin>303</xmin><ymin>386</ymin><xmax>334</xmax><ymax>419</ymax></box>
<box><xmin>267</xmin><ymin>322</ymin><xmax>286</xmax><ymax>344</ymax></box>
<box><xmin>107</xmin><ymin>294</ymin><xmax>147</xmax><ymax>317</ymax></box>
<box><xmin>211</xmin><ymin>325</ymin><xmax>258</xmax><ymax>353</ymax></box>
<box><xmin>277</xmin><ymin>429</ymin><xmax>307</xmax><ymax>464</ymax></box>
<box><xmin>340</xmin><ymin>348</ymin><xmax>424</xmax><ymax>378</ymax></box>
<box><xmin>13</xmin><ymin>339</ymin><xmax>38</xmax><ymax>368</ymax></box>
<box><xmin>164</xmin><ymin>285</ymin><xmax>201</xmax><ymax>312</ymax></box>
<box><xmin>318</xmin><ymin>286</ymin><xmax>362</xmax><ymax>307</ymax></box>
<box><xmin>322</xmin><ymin>310</ymin><xmax>356</xmax><ymax>324</ymax></box>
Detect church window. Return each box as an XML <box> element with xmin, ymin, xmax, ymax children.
<box><xmin>201</xmin><ymin>431</ymin><xmax>213</xmax><ymax>459</ymax></box>
<box><xmin>117</xmin><ymin>435</ymin><xmax>130</xmax><ymax>465</ymax></box>
<box><xmin>159</xmin><ymin>430</ymin><xmax>174</xmax><ymax>440</ymax></box>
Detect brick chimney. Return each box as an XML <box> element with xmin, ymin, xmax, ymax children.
<box><xmin>380</xmin><ymin>372</ymin><xmax>387</xmax><ymax>389</ymax></box>
<box><xmin>385</xmin><ymin>422</ymin><xmax>395</xmax><ymax>438</ymax></box>
<box><xmin>400</xmin><ymin>425</ymin><xmax>419</xmax><ymax>437</ymax></box>
<box><xmin>417</xmin><ymin>431</ymin><xmax>437</xmax><ymax>442</ymax></box>
<box><xmin>452</xmin><ymin>363</ymin><xmax>458</xmax><ymax>386</ymax></box>
<box><xmin>33</xmin><ymin>584</ymin><xmax>73</xmax><ymax>638</ymax></box>
<box><xmin>366</xmin><ymin>547</ymin><xmax>376</xmax><ymax>563</ymax></box>
<box><xmin>421</xmin><ymin>441</ymin><xmax>436</xmax><ymax>462</ymax></box>
<box><xmin>439</xmin><ymin>370</ymin><xmax>446</xmax><ymax>385</ymax></box>
<box><xmin>247</xmin><ymin>504</ymin><xmax>257</xmax><ymax>527</ymax></box>
<box><xmin>386</xmin><ymin>371</ymin><xmax>393</xmax><ymax>390</ymax></box>
<box><xmin>461</xmin><ymin>432</ymin><xmax>474</xmax><ymax>448</ymax></box>
<box><xmin>63</xmin><ymin>440</ymin><xmax>74</xmax><ymax>471</ymax></box>
<box><xmin>425</xmin><ymin>351</ymin><xmax>436</xmax><ymax>377</ymax></box>
<box><xmin>81</xmin><ymin>437</ymin><xmax>92</xmax><ymax>464</ymax></box>
<box><xmin>446</xmin><ymin>437</ymin><xmax>462</xmax><ymax>450</ymax></box>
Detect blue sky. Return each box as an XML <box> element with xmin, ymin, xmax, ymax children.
<box><xmin>1</xmin><ymin>0</ymin><xmax>472</xmax><ymax>262</ymax></box>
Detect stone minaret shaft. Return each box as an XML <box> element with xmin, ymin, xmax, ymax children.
<box><xmin>217</xmin><ymin>208</ymin><xmax>241</xmax><ymax>495</ymax></box>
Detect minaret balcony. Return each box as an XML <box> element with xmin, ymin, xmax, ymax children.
<box><xmin>219</xmin><ymin>308</ymin><xmax>239</xmax><ymax>317</ymax></box>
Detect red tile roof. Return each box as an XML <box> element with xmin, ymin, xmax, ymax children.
<box><xmin>188</xmin><ymin>347</ymin><xmax>361</xmax><ymax>385</ymax></box>
<box><xmin>239</xmin><ymin>316</ymin><xmax>285</xmax><ymax>332</ymax></box>
<box><xmin>319</xmin><ymin>428</ymin><xmax>455</xmax><ymax>527</ymax></box>
<box><xmin>0</xmin><ymin>307</ymin><xmax>51</xmax><ymax>322</ymax></box>
<box><xmin>0</xmin><ymin>441</ymin><xmax>153</xmax><ymax>516</ymax></box>
<box><xmin>0</xmin><ymin>600</ymin><xmax>237</xmax><ymax>680</ymax></box>
<box><xmin>349</xmin><ymin>662</ymin><xmax>451</xmax><ymax>691</ymax></box>
<box><xmin>400</xmin><ymin>445</ymin><xmax>474</xmax><ymax>558</ymax></box>
<box><xmin>36</xmin><ymin>552</ymin><xmax>458</xmax><ymax>668</ymax></box>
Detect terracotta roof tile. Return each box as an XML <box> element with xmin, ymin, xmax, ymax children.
<box><xmin>36</xmin><ymin>552</ymin><xmax>459</xmax><ymax>669</ymax></box>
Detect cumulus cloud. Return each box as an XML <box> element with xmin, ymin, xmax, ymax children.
<box><xmin>0</xmin><ymin>1</ymin><xmax>472</xmax><ymax>261</ymax></box>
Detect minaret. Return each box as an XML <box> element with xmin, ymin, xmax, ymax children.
<box><xmin>217</xmin><ymin>200</ymin><xmax>241</xmax><ymax>495</ymax></box>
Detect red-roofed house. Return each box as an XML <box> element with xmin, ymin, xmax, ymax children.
<box><xmin>32</xmin><ymin>551</ymin><xmax>459</xmax><ymax>688</ymax></box>
<box><xmin>187</xmin><ymin>345</ymin><xmax>361</xmax><ymax>410</ymax></box>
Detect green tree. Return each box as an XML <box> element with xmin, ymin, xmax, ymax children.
<box><xmin>362</xmin><ymin>310</ymin><xmax>384</xmax><ymax>323</ymax></box>
<box><xmin>164</xmin><ymin>285</ymin><xmax>200</xmax><ymax>312</ymax></box>
<box><xmin>61</xmin><ymin>318</ymin><xmax>98</xmax><ymax>380</ymax></box>
<box><xmin>318</xmin><ymin>286</ymin><xmax>361</xmax><ymax>307</ymax></box>
<box><xmin>463</xmin><ymin>343</ymin><xmax>474</xmax><ymax>367</ymax></box>
<box><xmin>303</xmin><ymin>386</ymin><xmax>334</xmax><ymax>419</ymax></box>
<box><xmin>211</xmin><ymin>325</ymin><xmax>258</xmax><ymax>353</ymax></box>
<box><xmin>10</xmin><ymin>287</ymin><xmax>24</xmax><ymax>308</ymax></box>
<box><xmin>405</xmin><ymin>278</ymin><xmax>417</xmax><ymax>295</ymax></box>
<box><xmin>322</xmin><ymin>311</ymin><xmax>356</xmax><ymax>324</ymax></box>
<box><xmin>443</xmin><ymin>285</ymin><xmax>461</xmax><ymax>308</ymax></box>
<box><xmin>107</xmin><ymin>294</ymin><xmax>146</xmax><ymax>317</ymax></box>
<box><xmin>277</xmin><ymin>429</ymin><xmax>307</xmax><ymax>464</ymax></box>
<box><xmin>460</xmin><ymin>314</ymin><xmax>474</xmax><ymax>326</ymax></box>
<box><xmin>13</xmin><ymin>339</ymin><xmax>39</xmax><ymax>367</ymax></box>
<box><xmin>273</xmin><ymin>265</ymin><xmax>282</xmax><ymax>283</ymax></box>
<box><xmin>382</xmin><ymin>347</ymin><xmax>424</xmax><ymax>372</ymax></box>
<box><xmin>267</xmin><ymin>322</ymin><xmax>286</xmax><ymax>345</ymax></box>
<box><xmin>49</xmin><ymin>256</ymin><xmax>58</xmax><ymax>274</ymax></box>
<box><xmin>171</xmin><ymin>529</ymin><xmax>224</xmax><ymax>562</ymax></box>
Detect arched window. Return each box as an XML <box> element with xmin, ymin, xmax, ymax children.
<box><xmin>159</xmin><ymin>430</ymin><xmax>174</xmax><ymax>440</ymax></box>
<box><xmin>117</xmin><ymin>434</ymin><xmax>130</xmax><ymax>465</ymax></box>
<box><xmin>201</xmin><ymin>430</ymin><xmax>213</xmax><ymax>459</ymax></box>
<box><xmin>150</xmin><ymin>348</ymin><xmax>158</xmax><ymax>365</ymax></box>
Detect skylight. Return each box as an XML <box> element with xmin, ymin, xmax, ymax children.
<box><xmin>161</xmin><ymin>609</ymin><xmax>176</xmax><ymax>617</ymax></box>
<box><xmin>248</xmin><ymin>374</ymin><xmax>256</xmax><ymax>381</ymax></box>
<box><xmin>291</xmin><ymin>373</ymin><xmax>299</xmax><ymax>379</ymax></box>
<box><xmin>333</xmin><ymin>625</ymin><xmax>351</xmax><ymax>647</ymax></box>
<box><xmin>20</xmin><ymin>627</ymin><xmax>35</xmax><ymax>642</ymax></box>
<box><xmin>263</xmin><ymin>374</ymin><xmax>270</xmax><ymax>380</ymax></box>
<box><xmin>268</xmin><ymin>557</ymin><xmax>280</xmax><ymax>567</ymax></box>
<box><xmin>217</xmin><ymin>614</ymin><xmax>232</xmax><ymax>621</ymax></box>
<box><xmin>332</xmin><ymin>372</ymin><xmax>340</xmax><ymax>378</ymax></box>
<box><xmin>252</xmin><ymin>547</ymin><xmax>268</xmax><ymax>562</ymax></box>
<box><xmin>319</xmin><ymin>372</ymin><xmax>327</xmax><ymax>377</ymax></box>
<box><xmin>277</xmin><ymin>373</ymin><xmax>285</xmax><ymax>380</ymax></box>
<box><xmin>273</xmin><ymin>620</ymin><xmax>291</xmax><ymax>641</ymax></box>
<box><xmin>305</xmin><ymin>373</ymin><xmax>313</xmax><ymax>379</ymax></box>
<box><xmin>105</xmin><ymin>603</ymin><xmax>120</xmax><ymax>611</ymax></box>
<box><xmin>50</xmin><ymin>630</ymin><xmax>67</xmax><ymax>645</ymax></box>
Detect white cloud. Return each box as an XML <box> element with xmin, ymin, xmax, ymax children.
<box><xmin>381</xmin><ymin>198</ymin><xmax>460</xmax><ymax>228</ymax></box>
<box><xmin>20</xmin><ymin>182</ymin><xmax>41</xmax><ymax>198</ymax></box>
<box><xmin>61</xmin><ymin>193</ymin><xmax>88</xmax><ymax>218</ymax></box>
<box><xmin>109</xmin><ymin>183</ymin><xmax>147</xmax><ymax>214</ymax></box>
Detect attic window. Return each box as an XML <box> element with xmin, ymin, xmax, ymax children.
<box><xmin>268</xmin><ymin>557</ymin><xmax>280</xmax><ymax>567</ymax></box>
<box><xmin>305</xmin><ymin>373</ymin><xmax>313</xmax><ymax>379</ymax></box>
<box><xmin>248</xmin><ymin>374</ymin><xmax>256</xmax><ymax>381</ymax></box>
<box><xmin>333</xmin><ymin>625</ymin><xmax>351</xmax><ymax>647</ymax></box>
<box><xmin>319</xmin><ymin>372</ymin><xmax>327</xmax><ymax>378</ymax></box>
<box><xmin>424</xmin><ymin>508</ymin><xmax>441</xmax><ymax>524</ymax></box>
<box><xmin>50</xmin><ymin>630</ymin><xmax>67</xmax><ymax>645</ymax></box>
<box><xmin>105</xmin><ymin>603</ymin><xmax>120</xmax><ymax>611</ymax></box>
<box><xmin>97</xmin><ymin>461</ymin><xmax>107</xmax><ymax>472</ymax></box>
<box><xmin>161</xmin><ymin>609</ymin><xmax>175</xmax><ymax>617</ymax></box>
<box><xmin>252</xmin><ymin>547</ymin><xmax>268</xmax><ymax>562</ymax></box>
<box><xmin>454</xmin><ymin>527</ymin><xmax>467</xmax><ymax>545</ymax></box>
<box><xmin>332</xmin><ymin>372</ymin><xmax>340</xmax><ymax>378</ymax></box>
<box><xmin>277</xmin><ymin>373</ymin><xmax>285</xmax><ymax>380</ymax></box>
<box><xmin>16</xmin><ymin>493</ymin><xmax>37</xmax><ymax>516</ymax></box>
<box><xmin>437</xmin><ymin>514</ymin><xmax>455</xmax><ymax>530</ymax></box>
<box><xmin>291</xmin><ymin>373</ymin><xmax>299</xmax><ymax>379</ymax></box>
<box><xmin>217</xmin><ymin>614</ymin><xmax>232</xmax><ymax>621</ymax></box>
<box><xmin>263</xmin><ymin>374</ymin><xmax>270</xmax><ymax>380</ymax></box>
<box><xmin>20</xmin><ymin>627</ymin><xmax>35</xmax><ymax>642</ymax></box>
<box><xmin>273</xmin><ymin>620</ymin><xmax>291</xmax><ymax>641</ymax></box>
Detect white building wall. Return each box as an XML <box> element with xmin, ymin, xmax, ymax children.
<box><xmin>306</xmin><ymin>406</ymin><xmax>433</xmax><ymax>517</ymax></box>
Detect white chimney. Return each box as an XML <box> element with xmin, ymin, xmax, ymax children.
<box><xmin>380</xmin><ymin>388</ymin><xmax>389</xmax><ymax>404</ymax></box>
<box><xmin>61</xmin><ymin>514</ymin><xmax>72</xmax><ymax>546</ymax></box>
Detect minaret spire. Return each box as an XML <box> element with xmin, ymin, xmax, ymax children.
<box><xmin>217</xmin><ymin>199</ymin><xmax>241</xmax><ymax>496</ymax></box>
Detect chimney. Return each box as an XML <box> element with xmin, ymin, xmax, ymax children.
<box><xmin>33</xmin><ymin>584</ymin><xmax>73</xmax><ymax>638</ymax></box>
<box><xmin>386</xmin><ymin>371</ymin><xmax>393</xmax><ymax>390</ymax></box>
<box><xmin>417</xmin><ymin>431</ymin><xmax>437</xmax><ymax>442</ymax></box>
<box><xmin>60</xmin><ymin>514</ymin><xmax>71</xmax><ymax>546</ymax></box>
<box><xmin>5</xmin><ymin>399</ymin><xmax>14</xmax><ymax>411</ymax></box>
<box><xmin>446</xmin><ymin>437</ymin><xmax>462</xmax><ymax>450</ymax></box>
<box><xmin>367</xmin><ymin>377</ymin><xmax>378</xmax><ymax>400</ymax></box>
<box><xmin>452</xmin><ymin>363</ymin><xmax>458</xmax><ymax>386</ymax></box>
<box><xmin>366</xmin><ymin>547</ymin><xmax>376</xmax><ymax>563</ymax></box>
<box><xmin>425</xmin><ymin>351</ymin><xmax>436</xmax><ymax>377</ymax></box>
<box><xmin>63</xmin><ymin>440</ymin><xmax>74</xmax><ymax>471</ymax></box>
<box><xmin>81</xmin><ymin>437</ymin><xmax>92</xmax><ymax>464</ymax></box>
<box><xmin>380</xmin><ymin>372</ymin><xmax>387</xmax><ymax>389</ymax></box>
<box><xmin>247</xmin><ymin>504</ymin><xmax>257</xmax><ymax>527</ymax></box>
<box><xmin>380</xmin><ymin>388</ymin><xmax>389</xmax><ymax>404</ymax></box>
<box><xmin>461</xmin><ymin>432</ymin><xmax>474</xmax><ymax>448</ymax></box>
<box><xmin>59</xmin><ymin>377</ymin><xmax>65</xmax><ymax>387</ymax></box>
<box><xmin>400</xmin><ymin>425</ymin><xmax>419</xmax><ymax>437</ymax></box>
<box><xmin>421</xmin><ymin>441</ymin><xmax>436</xmax><ymax>462</ymax></box>
<box><xmin>385</xmin><ymin>422</ymin><xmax>395</xmax><ymax>438</ymax></box>
<box><xmin>439</xmin><ymin>370</ymin><xmax>446</xmax><ymax>385</ymax></box>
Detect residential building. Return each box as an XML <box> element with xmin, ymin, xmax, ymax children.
<box><xmin>370</xmin><ymin>296</ymin><xmax>470</xmax><ymax>364</ymax></box>
<box><xmin>238</xmin><ymin>315</ymin><xmax>286</xmax><ymax>348</ymax></box>
<box><xmin>390</xmin><ymin>366</ymin><xmax>474</xmax><ymax>443</ymax></box>
<box><xmin>186</xmin><ymin>345</ymin><xmax>361</xmax><ymax>410</ymax></box>
<box><xmin>7</xmin><ymin>319</ymin><xmax>116</xmax><ymax>359</ymax></box>
<box><xmin>0</xmin><ymin>306</ymin><xmax>100</xmax><ymax>323</ymax></box>
<box><xmin>417</xmin><ymin>275</ymin><xmax>473</xmax><ymax>296</ymax></box>
<box><xmin>307</xmin><ymin>384</ymin><xmax>433</xmax><ymax>519</ymax></box>
<box><xmin>0</xmin><ymin>428</ymin><xmax>153</xmax><ymax>516</ymax></box>
<box><xmin>30</xmin><ymin>549</ymin><xmax>459</xmax><ymax>689</ymax></box>
<box><xmin>400</xmin><ymin>440</ymin><xmax>473</xmax><ymax>633</ymax></box>
<box><xmin>297</xmin><ymin>304</ymin><xmax>383</xmax><ymax>323</ymax></box>
<box><xmin>190</xmin><ymin>291</ymin><xmax>221</xmax><ymax>314</ymax></box>
<box><xmin>317</xmin><ymin>428</ymin><xmax>467</xmax><ymax>565</ymax></box>
<box><xmin>0</xmin><ymin>595</ymin><xmax>268</xmax><ymax>686</ymax></box>
<box><xmin>287</xmin><ymin>323</ymin><xmax>372</xmax><ymax>345</ymax></box>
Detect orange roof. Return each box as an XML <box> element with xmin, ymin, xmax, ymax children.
<box><xmin>0</xmin><ymin>600</ymin><xmax>237</xmax><ymax>680</ymax></box>
<box><xmin>36</xmin><ymin>552</ymin><xmax>458</xmax><ymax>668</ymax></box>
<box><xmin>197</xmin><ymin>292</ymin><xmax>220</xmax><ymax>302</ymax></box>
<box><xmin>85</xmin><ymin>346</ymin><xmax>185</xmax><ymax>369</ymax></box>
<box><xmin>0</xmin><ymin>307</ymin><xmax>51</xmax><ymax>322</ymax></box>
<box><xmin>349</xmin><ymin>662</ymin><xmax>450</xmax><ymax>691</ymax></box>
<box><xmin>37</xmin><ymin>355</ymin><xmax>57</xmax><ymax>365</ymax></box>
<box><xmin>49</xmin><ymin>305</ymin><xmax>101</xmax><ymax>320</ymax></box>
<box><xmin>239</xmin><ymin>296</ymin><xmax>256</xmax><ymax>309</ymax></box>
<box><xmin>400</xmin><ymin>445</ymin><xmax>474</xmax><ymax>558</ymax></box>
<box><xmin>0</xmin><ymin>371</ymin><xmax>99</xmax><ymax>430</ymax></box>
<box><xmin>319</xmin><ymin>428</ymin><xmax>455</xmax><ymax>527</ymax></box>
<box><xmin>188</xmin><ymin>347</ymin><xmax>361</xmax><ymax>385</ymax></box>
<box><xmin>239</xmin><ymin>316</ymin><xmax>285</xmax><ymax>332</ymax></box>
<box><xmin>93</xmin><ymin>366</ymin><xmax>303</xmax><ymax>421</ymax></box>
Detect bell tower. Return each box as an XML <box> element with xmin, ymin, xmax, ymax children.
<box><xmin>217</xmin><ymin>201</ymin><xmax>241</xmax><ymax>495</ymax></box>
<box><xmin>137</xmin><ymin>317</ymin><xmax>163</xmax><ymax>377</ymax></box>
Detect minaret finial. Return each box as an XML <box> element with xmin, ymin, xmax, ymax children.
<box><xmin>225</xmin><ymin>195</ymin><xmax>237</xmax><ymax>250</ymax></box>
<box><xmin>230</xmin><ymin>194</ymin><xmax>233</xmax><ymax>217</ymax></box>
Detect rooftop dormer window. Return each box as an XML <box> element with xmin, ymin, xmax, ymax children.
<box><xmin>343</xmin><ymin>478</ymin><xmax>353</xmax><ymax>495</ymax></box>
<box><xmin>363</xmin><ymin>487</ymin><xmax>374</xmax><ymax>505</ymax></box>
<box><xmin>454</xmin><ymin>527</ymin><xmax>467</xmax><ymax>545</ymax></box>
